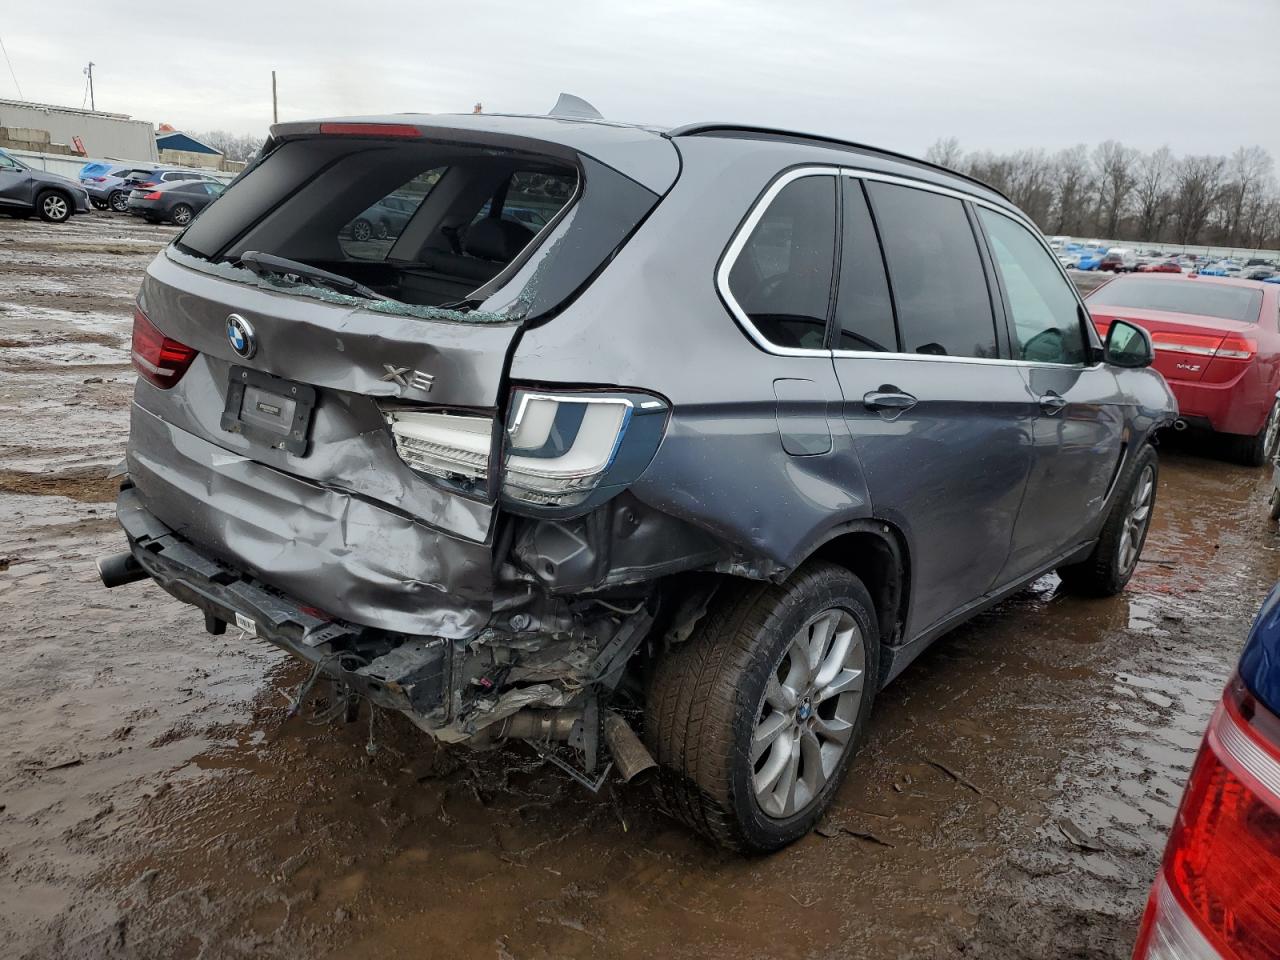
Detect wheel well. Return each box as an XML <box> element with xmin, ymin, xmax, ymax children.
<box><xmin>811</xmin><ymin>527</ymin><xmax>908</xmax><ymax>647</ymax></box>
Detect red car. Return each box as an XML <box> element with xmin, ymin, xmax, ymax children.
<box><xmin>1137</xmin><ymin>260</ymin><xmax>1184</xmax><ymax>274</ymax></box>
<box><xmin>1086</xmin><ymin>274</ymin><xmax>1280</xmax><ymax>464</ymax></box>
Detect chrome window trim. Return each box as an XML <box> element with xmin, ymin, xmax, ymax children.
<box><xmin>715</xmin><ymin>166</ymin><xmax>841</xmax><ymax>358</ymax></box>
<box><xmin>716</xmin><ymin>164</ymin><xmax>1103</xmax><ymax>369</ymax></box>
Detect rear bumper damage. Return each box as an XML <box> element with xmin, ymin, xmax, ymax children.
<box><xmin>110</xmin><ymin>480</ymin><xmax>678</xmax><ymax>778</ymax></box>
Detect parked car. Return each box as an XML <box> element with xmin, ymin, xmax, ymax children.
<box><xmin>0</xmin><ymin>148</ymin><xmax>91</xmax><ymax>222</ymax></box>
<box><xmin>1241</xmin><ymin>265</ymin><xmax>1277</xmax><ymax>282</ymax></box>
<box><xmin>127</xmin><ymin>179</ymin><xmax>226</xmax><ymax>225</ymax></box>
<box><xmin>1100</xmin><ymin>248</ymin><xmax>1137</xmax><ymax>272</ymax></box>
<box><xmin>1131</xmin><ymin>582</ymin><xmax>1280</xmax><ymax>959</ymax></box>
<box><xmin>1138</xmin><ymin>260</ymin><xmax>1183</xmax><ymax>274</ymax></box>
<box><xmin>1058</xmin><ymin>251</ymin><xmax>1082</xmax><ymax>270</ymax></box>
<box><xmin>1086</xmin><ymin>273</ymin><xmax>1280</xmax><ymax>464</ymax></box>
<box><xmin>343</xmin><ymin>193</ymin><xmax>418</xmax><ymax>241</ymax></box>
<box><xmin>97</xmin><ymin>168</ymin><xmax>217</xmax><ymax>213</ymax></box>
<box><xmin>1077</xmin><ymin>250</ymin><xmax>1106</xmax><ymax>270</ymax></box>
<box><xmin>97</xmin><ymin>113</ymin><xmax>1175</xmax><ymax>852</ymax></box>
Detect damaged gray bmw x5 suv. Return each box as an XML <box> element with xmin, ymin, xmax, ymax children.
<box><xmin>99</xmin><ymin>110</ymin><xmax>1177</xmax><ymax>851</ymax></box>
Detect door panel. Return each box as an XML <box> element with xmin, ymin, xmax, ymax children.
<box><xmin>834</xmin><ymin>357</ymin><xmax>1035</xmax><ymax>634</ymax></box>
<box><xmin>1001</xmin><ymin>364</ymin><xmax>1125</xmax><ymax>582</ymax></box>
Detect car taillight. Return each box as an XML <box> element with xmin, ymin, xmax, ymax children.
<box><xmin>91</xmin><ymin>176</ymin><xmax>106</xmax><ymax>182</ymax></box>
<box><xmin>383</xmin><ymin>388</ymin><xmax>669</xmax><ymax>512</ymax></box>
<box><xmin>130</xmin><ymin>305</ymin><xmax>197</xmax><ymax>389</ymax></box>
<box><xmin>142</xmin><ymin>191</ymin><xmax>162</xmax><ymax>200</ymax></box>
<box><xmin>138</xmin><ymin>181</ymin><xmax>156</xmax><ymax>188</ymax></box>
<box><xmin>1150</xmin><ymin>331</ymin><xmax>1224</xmax><ymax>357</ymax></box>
<box><xmin>1213</xmin><ymin>335</ymin><xmax>1257</xmax><ymax>361</ymax></box>
<box><xmin>1133</xmin><ymin>676</ymin><xmax>1280</xmax><ymax>959</ymax></box>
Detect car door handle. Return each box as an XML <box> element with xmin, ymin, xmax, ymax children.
<box><xmin>1039</xmin><ymin>391</ymin><xmax>1068</xmax><ymax>416</ymax></box>
<box><xmin>863</xmin><ymin>388</ymin><xmax>918</xmax><ymax>413</ymax></box>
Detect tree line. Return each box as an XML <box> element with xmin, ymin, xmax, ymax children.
<box><xmin>924</xmin><ymin>137</ymin><xmax>1280</xmax><ymax>251</ymax></box>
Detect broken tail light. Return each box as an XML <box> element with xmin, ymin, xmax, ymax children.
<box><xmin>1133</xmin><ymin>676</ymin><xmax>1280</xmax><ymax>960</ymax></box>
<box><xmin>384</xmin><ymin>388</ymin><xmax>669</xmax><ymax>513</ymax></box>
<box><xmin>130</xmin><ymin>305</ymin><xmax>197</xmax><ymax>389</ymax></box>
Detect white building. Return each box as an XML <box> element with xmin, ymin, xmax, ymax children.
<box><xmin>0</xmin><ymin>98</ymin><xmax>157</xmax><ymax>162</ymax></box>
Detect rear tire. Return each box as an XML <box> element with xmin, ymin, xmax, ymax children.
<box><xmin>1058</xmin><ymin>444</ymin><xmax>1158</xmax><ymax>596</ymax></box>
<box><xmin>1268</xmin><ymin>488</ymin><xmax>1280</xmax><ymax>522</ymax></box>
<box><xmin>351</xmin><ymin>218</ymin><xmax>372</xmax><ymax>241</ymax></box>
<box><xmin>170</xmin><ymin>203</ymin><xmax>194</xmax><ymax>226</ymax></box>
<box><xmin>36</xmin><ymin>190</ymin><xmax>71</xmax><ymax>222</ymax></box>
<box><xmin>108</xmin><ymin>190</ymin><xmax>129</xmax><ymax>213</ymax></box>
<box><xmin>645</xmin><ymin>561</ymin><xmax>880</xmax><ymax>852</ymax></box>
<box><xmin>1227</xmin><ymin>425</ymin><xmax>1268</xmax><ymax>467</ymax></box>
<box><xmin>90</xmin><ymin>198</ymin><xmax>108</xmax><ymax>211</ymax></box>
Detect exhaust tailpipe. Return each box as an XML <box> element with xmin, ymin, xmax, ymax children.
<box><xmin>603</xmin><ymin>711</ymin><xmax>657</xmax><ymax>783</ymax></box>
<box><xmin>1173</xmin><ymin>419</ymin><xmax>1188</xmax><ymax>432</ymax></box>
<box><xmin>97</xmin><ymin>552</ymin><xmax>147</xmax><ymax>588</ymax></box>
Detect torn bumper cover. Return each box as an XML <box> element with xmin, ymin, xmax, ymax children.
<box><xmin>125</xmin><ymin>402</ymin><xmax>494</xmax><ymax>638</ymax></box>
<box><xmin>117</xmin><ymin>483</ymin><xmax>453</xmax><ymax>719</ymax></box>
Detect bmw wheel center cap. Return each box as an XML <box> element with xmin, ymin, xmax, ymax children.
<box><xmin>226</xmin><ymin>313</ymin><xmax>256</xmax><ymax>359</ymax></box>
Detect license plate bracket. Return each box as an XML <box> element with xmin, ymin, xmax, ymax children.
<box><xmin>220</xmin><ymin>366</ymin><xmax>316</xmax><ymax>456</ymax></box>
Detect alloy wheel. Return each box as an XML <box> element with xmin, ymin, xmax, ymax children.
<box><xmin>751</xmin><ymin>607</ymin><xmax>865</xmax><ymax>819</ymax></box>
<box><xmin>1264</xmin><ymin>401</ymin><xmax>1280</xmax><ymax>462</ymax></box>
<box><xmin>43</xmin><ymin>195</ymin><xmax>68</xmax><ymax>220</ymax></box>
<box><xmin>173</xmin><ymin>205</ymin><xmax>193</xmax><ymax>225</ymax></box>
<box><xmin>1117</xmin><ymin>465</ymin><xmax>1155</xmax><ymax>575</ymax></box>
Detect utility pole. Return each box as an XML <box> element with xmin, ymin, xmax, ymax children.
<box><xmin>85</xmin><ymin>61</ymin><xmax>95</xmax><ymax>111</ymax></box>
<box><xmin>271</xmin><ymin>70</ymin><xmax>277</xmax><ymax>124</ymax></box>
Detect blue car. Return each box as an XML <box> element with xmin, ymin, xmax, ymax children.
<box><xmin>1133</xmin><ymin>584</ymin><xmax>1280</xmax><ymax>957</ymax></box>
<box><xmin>1076</xmin><ymin>251</ymin><xmax>1105</xmax><ymax>271</ymax></box>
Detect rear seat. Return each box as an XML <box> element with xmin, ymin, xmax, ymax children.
<box><xmin>402</xmin><ymin>218</ymin><xmax>536</xmax><ymax>304</ymax></box>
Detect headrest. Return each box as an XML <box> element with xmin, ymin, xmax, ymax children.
<box><xmin>466</xmin><ymin>217</ymin><xmax>536</xmax><ymax>263</ymax></box>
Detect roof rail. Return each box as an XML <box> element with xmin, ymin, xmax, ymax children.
<box><xmin>666</xmin><ymin>123</ymin><xmax>1011</xmax><ymax>203</ymax></box>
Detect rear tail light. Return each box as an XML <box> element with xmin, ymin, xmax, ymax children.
<box><xmin>1150</xmin><ymin>331</ymin><xmax>1224</xmax><ymax>357</ymax></box>
<box><xmin>384</xmin><ymin>388</ymin><xmax>669</xmax><ymax>512</ymax></box>
<box><xmin>1133</xmin><ymin>676</ymin><xmax>1280</xmax><ymax>959</ymax></box>
<box><xmin>91</xmin><ymin>176</ymin><xmax>106</xmax><ymax>182</ymax></box>
<box><xmin>138</xmin><ymin>181</ymin><xmax>156</xmax><ymax>188</ymax></box>
<box><xmin>1213</xmin><ymin>335</ymin><xmax>1257</xmax><ymax>361</ymax></box>
<box><xmin>130</xmin><ymin>305</ymin><xmax>197</xmax><ymax>389</ymax></box>
<box><xmin>142</xmin><ymin>191</ymin><xmax>162</xmax><ymax>201</ymax></box>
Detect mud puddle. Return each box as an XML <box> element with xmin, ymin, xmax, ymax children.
<box><xmin>2</xmin><ymin>215</ymin><xmax>1278</xmax><ymax>959</ymax></box>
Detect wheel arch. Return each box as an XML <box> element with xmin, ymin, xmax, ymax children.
<box><xmin>799</xmin><ymin>519</ymin><xmax>910</xmax><ymax>656</ymax></box>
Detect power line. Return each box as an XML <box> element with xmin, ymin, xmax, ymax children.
<box><xmin>0</xmin><ymin>35</ymin><xmax>23</xmax><ymax>100</ymax></box>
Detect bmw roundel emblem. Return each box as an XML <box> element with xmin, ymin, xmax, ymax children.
<box><xmin>226</xmin><ymin>313</ymin><xmax>256</xmax><ymax>359</ymax></box>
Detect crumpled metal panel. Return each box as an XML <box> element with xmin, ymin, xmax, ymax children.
<box><xmin>126</xmin><ymin>402</ymin><xmax>494</xmax><ymax>638</ymax></box>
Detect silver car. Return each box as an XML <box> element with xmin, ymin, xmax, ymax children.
<box><xmin>99</xmin><ymin>112</ymin><xmax>1176</xmax><ymax>851</ymax></box>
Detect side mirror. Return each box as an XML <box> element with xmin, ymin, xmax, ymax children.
<box><xmin>1105</xmin><ymin>319</ymin><xmax>1155</xmax><ymax>368</ymax></box>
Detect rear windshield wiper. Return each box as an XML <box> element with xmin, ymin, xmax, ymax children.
<box><xmin>237</xmin><ymin>251</ymin><xmax>384</xmax><ymax>301</ymax></box>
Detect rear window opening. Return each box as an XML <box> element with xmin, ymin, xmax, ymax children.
<box><xmin>175</xmin><ymin>134</ymin><xmax>645</xmax><ymax>322</ymax></box>
<box><xmin>1090</xmin><ymin>276</ymin><xmax>1264</xmax><ymax>323</ymax></box>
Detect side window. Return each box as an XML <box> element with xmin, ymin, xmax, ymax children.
<box><xmin>835</xmin><ymin>178</ymin><xmax>897</xmax><ymax>352</ymax></box>
<box><xmin>865</xmin><ymin>182</ymin><xmax>997</xmax><ymax>359</ymax></box>
<box><xmin>978</xmin><ymin>209</ymin><xmax>1087</xmax><ymax>364</ymax></box>
<box><xmin>0</xmin><ymin>153</ymin><xmax>21</xmax><ymax>170</ymax></box>
<box><xmin>339</xmin><ymin>167</ymin><xmax>445</xmax><ymax>261</ymax></box>
<box><xmin>727</xmin><ymin>175</ymin><xmax>837</xmax><ymax>351</ymax></box>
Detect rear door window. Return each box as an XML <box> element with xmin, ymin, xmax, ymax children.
<box><xmin>866</xmin><ymin>181</ymin><xmax>997</xmax><ymax>359</ymax></box>
<box><xmin>726</xmin><ymin>174</ymin><xmax>837</xmax><ymax>351</ymax></box>
<box><xmin>978</xmin><ymin>208</ymin><xmax>1088</xmax><ymax>364</ymax></box>
<box><xmin>339</xmin><ymin>168</ymin><xmax>445</xmax><ymax>261</ymax></box>
<box><xmin>834</xmin><ymin>178</ymin><xmax>897</xmax><ymax>352</ymax></box>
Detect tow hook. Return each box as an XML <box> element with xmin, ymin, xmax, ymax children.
<box><xmin>97</xmin><ymin>552</ymin><xmax>148</xmax><ymax>588</ymax></box>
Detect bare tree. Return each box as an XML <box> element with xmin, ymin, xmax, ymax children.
<box><xmin>1093</xmin><ymin>140</ymin><xmax>1138</xmax><ymax>239</ymax></box>
<box><xmin>924</xmin><ymin>136</ymin><xmax>964</xmax><ymax>170</ymax></box>
<box><xmin>1170</xmin><ymin>155</ymin><xmax>1226</xmax><ymax>244</ymax></box>
<box><xmin>1133</xmin><ymin>146</ymin><xmax>1174</xmax><ymax>242</ymax></box>
<box><xmin>1219</xmin><ymin>146</ymin><xmax>1274</xmax><ymax>245</ymax></box>
<box><xmin>1005</xmin><ymin>149</ymin><xmax>1054</xmax><ymax>226</ymax></box>
<box><xmin>192</xmin><ymin>130</ymin><xmax>266</xmax><ymax>163</ymax></box>
<box><xmin>1050</xmin><ymin>145</ymin><xmax>1092</xmax><ymax>235</ymax></box>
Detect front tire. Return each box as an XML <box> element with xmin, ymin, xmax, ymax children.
<box><xmin>645</xmin><ymin>562</ymin><xmax>880</xmax><ymax>852</ymax></box>
<box><xmin>37</xmin><ymin>190</ymin><xmax>71</xmax><ymax>223</ymax></box>
<box><xmin>1058</xmin><ymin>444</ymin><xmax>1158</xmax><ymax>596</ymax></box>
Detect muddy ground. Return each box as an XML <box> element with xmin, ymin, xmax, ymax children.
<box><xmin>0</xmin><ymin>214</ymin><xmax>1274</xmax><ymax>959</ymax></box>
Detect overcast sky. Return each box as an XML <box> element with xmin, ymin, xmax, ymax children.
<box><xmin>2</xmin><ymin>0</ymin><xmax>1277</xmax><ymax>160</ymax></box>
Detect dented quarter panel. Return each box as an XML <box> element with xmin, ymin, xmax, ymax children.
<box><xmin>512</xmin><ymin>136</ymin><xmax>875</xmax><ymax>572</ymax></box>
